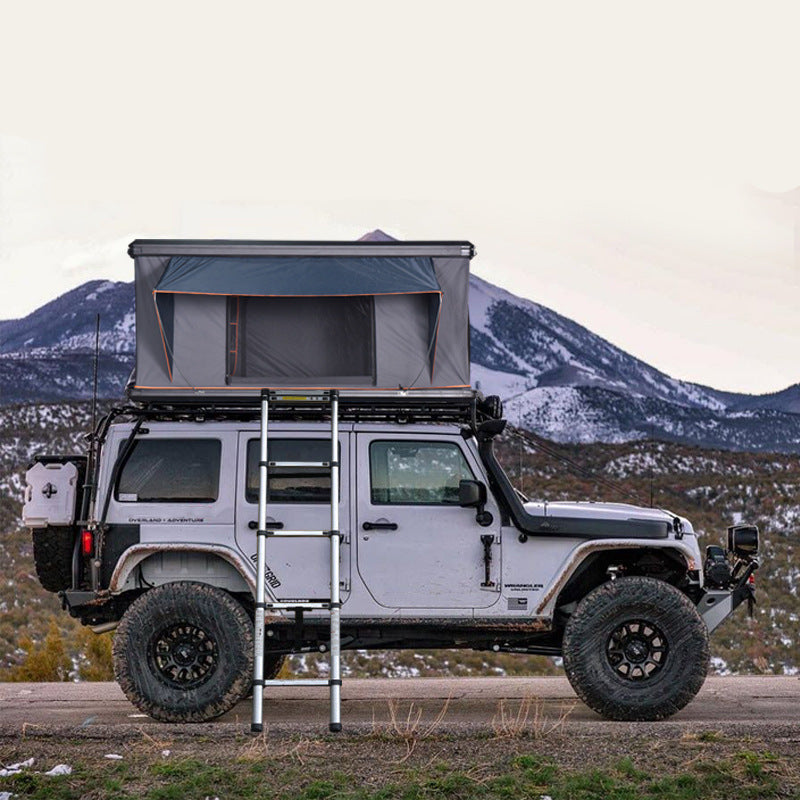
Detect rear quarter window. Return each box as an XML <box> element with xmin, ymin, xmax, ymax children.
<box><xmin>116</xmin><ymin>438</ymin><xmax>222</xmax><ymax>503</ymax></box>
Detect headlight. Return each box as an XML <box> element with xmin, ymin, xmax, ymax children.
<box><xmin>727</xmin><ymin>524</ymin><xmax>759</xmax><ymax>558</ymax></box>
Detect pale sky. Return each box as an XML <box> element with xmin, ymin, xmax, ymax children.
<box><xmin>2</xmin><ymin>1</ymin><xmax>800</xmax><ymax>394</ymax></box>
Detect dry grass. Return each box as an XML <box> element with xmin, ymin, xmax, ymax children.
<box><xmin>491</xmin><ymin>694</ymin><xmax>575</xmax><ymax>739</ymax></box>
<box><xmin>237</xmin><ymin>728</ymin><xmax>327</xmax><ymax>765</ymax></box>
<box><xmin>371</xmin><ymin>695</ymin><xmax>452</xmax><ymax>762</ymax></box>
<box><xmin>134</xmin><ymin>726</ymin><xmax>173</xmax><ymax>755</ymax></box>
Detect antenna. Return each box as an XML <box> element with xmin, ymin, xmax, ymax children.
<box><xmin>518</xmin><ymin>403</ymin><xmax>524</xmax><ymax>495</ymax></box>
<box><xmin>80</xmin><ymin>314</ymin><xmax>101</xmax><ymax>524</ymax></box>
<box><xmin>649</xmin><ymin>422</ymin><xmax>655</xmax><ymax>508</ymax></box>
<box><xmin>91</xmin><ymin>313</ymin><xmax>100</xmax><ymax>428</ymax></box>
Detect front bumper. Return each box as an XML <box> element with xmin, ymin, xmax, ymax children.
<box><xmin>697</xmin><ymin>558</ymin><xmax>758</xmax><ymax>633</ymax></box>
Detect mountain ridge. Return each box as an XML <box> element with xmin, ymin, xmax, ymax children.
<box><xmin>2</xmin><ymin>273</ymin><xmax>799</xmax><ymax>452</ymax></box>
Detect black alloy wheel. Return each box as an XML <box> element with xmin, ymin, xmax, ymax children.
<box><xmin>148</xmin><ymin>623</ymin><xmax>220</xmax><ymax>690</ymax></box>
<box><xmin>606</xmin><ymin>619</ymin><xmax>668</xmax><ymax>681</ymax></box>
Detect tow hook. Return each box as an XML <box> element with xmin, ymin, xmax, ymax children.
<box><xmin>734</xmin><ymin>558</ymin><xmax>759</xmax><ymax>618</ymax></box>
<box><xmin>747</xmin><ymin>575</ymin><xmax>756</xmax><ymax>617</ymax></box>
<box><xmin>480</xmin><ymin>534</ymin><xmax>495</xmax><ymax>587</ymax></box>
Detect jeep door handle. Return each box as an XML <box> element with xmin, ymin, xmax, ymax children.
<box><xmin>248</xmin><ymin>520</ymin><xmax>284</xmax><ymax>530</ymax></box>
<box><xmin>362</xmin><ymin>521</ymin><xmax>398</xmax><ymax>531</ymax></box>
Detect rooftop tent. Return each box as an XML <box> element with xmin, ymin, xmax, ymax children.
<box><xmin>128</xmin><ymin>239</ymin><xmax>474</xmax><ymax>403</ymax></box>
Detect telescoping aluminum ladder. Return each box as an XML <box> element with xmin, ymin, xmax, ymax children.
<box><xmin>251</xmin><ymin>390</ymin><xmax>342</xmax><ymax>733</ymax></box>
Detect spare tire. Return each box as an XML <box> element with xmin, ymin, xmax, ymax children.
<box><xmin>32</xmin><ymin>527</ymin><xmax>75</xmax><ymax>593</ymax></box>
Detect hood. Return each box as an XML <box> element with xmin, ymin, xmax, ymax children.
<box><xmin>522</xmin><ymin>500</ymin><xmax>695</xmax><ymax>534</ymax></box>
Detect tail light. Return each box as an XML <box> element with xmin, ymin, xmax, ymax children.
<box><xmin>81</xmin><ymin>529</ymin><xmax>94</xmax><ymax>556</ymax></box>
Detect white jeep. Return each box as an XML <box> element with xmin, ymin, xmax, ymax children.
<box><xmin>24</xmin><ymin>394</ymin><xmax>758</xmax><ymax>724</ymax></box>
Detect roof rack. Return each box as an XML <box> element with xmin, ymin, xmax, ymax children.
<box><xmin>105</xmin><ymin>390</ymin><xmax>502</xmax><ymax>428</ymax></box>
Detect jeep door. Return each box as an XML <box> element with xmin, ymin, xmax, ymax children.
<box><xmin>355</xmin><ymin>432</ymin><xmax>500</xmax><ymax>609</ymax></box>
<box><xmin>234</xmin><ymin>430</ymin><xmax>351</xmax><ymax>604</ymax></box>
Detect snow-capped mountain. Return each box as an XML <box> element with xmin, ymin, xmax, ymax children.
<box><xmin>470</xmin><ymin>275</ymin><xmax>726</xmax><ymax>410</ymax></box>
<box><xmin>0</xmin><ymin>280</ymin><xmax>134</xmax><ymax>405</ymax></box>
<box><xmin>0</xmin><ymin>280</ymin><xmax>135</xmax><ymax>355</ymax></box>
<box><xmin>2</xmin><ymin>271</ymin><xmax>800</xmax><ymax>452</ymax></box>
<box><xmin>469</xmin><ymin>275</ymin><xmax>800</xmax><ymax>451</ymax></box>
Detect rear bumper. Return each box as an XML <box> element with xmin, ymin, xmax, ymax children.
<box><xmin>60</xmin><ymin>590</ymin><xmax>99</xmax><ymax>611</ymax></box>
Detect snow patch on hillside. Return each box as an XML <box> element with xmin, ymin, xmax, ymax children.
<box><xmin>505</xmin><ymin>386</ymin><xmax>643</xmax><ymax>444</ymax></box>
<box><xmin>84</xmin><ymin>281</ymin><xmax>117</xmax><ymax>301</ymax></box>
<box><xmin>471</xmin><ymin>365</ymin><xmax>530</xmax><ymax>398</ymax></box>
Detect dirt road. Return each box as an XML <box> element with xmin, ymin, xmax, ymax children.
<box><xmin>1</xmin><ymin>676</ymin><xmax>797</xmax><ymax>735</ymax></box>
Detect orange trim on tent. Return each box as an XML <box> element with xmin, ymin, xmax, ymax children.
<box><xmin>151</xmin><ymin>288</ymin><xmax>445</xmax><ymax>385</ymax></box>
<box><xmin>153</xmin><ymin>289</ymin><xmax>442</xmax><ymax>299</ymax></box>
<box><xmin>229</xmin><ymin>295</ymin><xmax>240</xmax><ymax>376</ymax></box>
<box><xmin>430</xmin><ymin>292</ymin><xmax>443</xmax><ymax>380</ymax></box>
<box><xmin>152</xmin><ymin>290</ymin><xmax>173</xmax><ymax>382</ymax></box>
<box><xmin>133</xmin><ymin>384</ymin><xmax>471</xmax><ymax>391</ymax></box>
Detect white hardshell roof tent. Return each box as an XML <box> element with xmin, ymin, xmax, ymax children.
<box><xmin>127</xmin><ymin>235</ymin><xmax>474</xmax><ymax>404</ymax></box>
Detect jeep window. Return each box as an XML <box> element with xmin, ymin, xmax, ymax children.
<box><xmin>370</xmin><ymin>440</ymin><xmax>474</xmax><ymax>505</ymax></box>
<box><xmin>116</xmin><ymin>439</ymin><xmax>221</xmax><ymax>503</ymax></box>
<box><xmin>246</xmin><ymin>439</ymin><xmax>336</xmax><ymax>504</ymax></box>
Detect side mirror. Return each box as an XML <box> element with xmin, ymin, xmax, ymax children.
<box><xmin>459</xmin><ymin>479</ymin><xmax>486</xmax><ymax>508</ymax></box>
<box><xmin>459</xmin><ymin>480</ymin><xmax>493</xmax><ymax>527</ymax></box>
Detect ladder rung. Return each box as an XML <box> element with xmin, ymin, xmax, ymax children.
<box><xmin>268</xmin><ymin>393</ymin><xmax>331</xmax><ymax>403</ymax></box>
<box><xmin>265</xmin><ymin>602</ymin><xmax>330</xmax><ymax>610</ymax></box>
<box><xmin>268</xmin><ymin>461</ymin><xmax>332</xmax><ymax>468</ymax></box>
<box><xmin>264</xmin><ymin>530</ymin><xmax>329</xmax><ymax>538</ymax></box>
<box><xmin>263</xmin><ymin>679</ymin><xmax>330</xmax><ymax>687</ymax></box>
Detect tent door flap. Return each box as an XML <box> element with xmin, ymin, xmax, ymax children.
<box><xmin>227</xmin><ymin>295</ymin><xmax>377</xmax><ymax>386</ymax></box>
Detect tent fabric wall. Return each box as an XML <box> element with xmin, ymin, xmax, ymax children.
<box><xmin>133</xmin><ymin>255</ymin><xmax>172</xmax><ymax>388</ymax></box>
<box><xmin>431</xmin><ymin>258</ymin><xmax>470</xmax><ymax>388</ymax></box>
<box><xmin>172</xmin><ymin>294</ymin><xmax>227</xmax><ymax>387</ymax></box>
<box><xmin>128</xmin><ymin>240</ymin><xmax>474</xmax><ymax>403</ymax></box>
<box><xmin>373</xmin><ymin>293</ymin><xmax>432</xmax><ymax>388</ymax></box>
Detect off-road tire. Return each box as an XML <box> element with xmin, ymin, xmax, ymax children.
<box><xmin>32</xmin><ymin>527</ymin><xmax>75</xmax><ymax>593</ymax></box>
<box><xmin>562</xmin><ymin>576</ymin><xmax>709</xmax><ymax>721</ymax></box>
<box><xmin>113</xmin><ymin>582</ymin><xmax>254</xmax><ymax>723</ymax></box>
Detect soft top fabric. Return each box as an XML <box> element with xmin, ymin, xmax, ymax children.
<box><xmin>155</xmin><ymin>255</ymin><xmax>441</xmax><ymax>297</ymax></box>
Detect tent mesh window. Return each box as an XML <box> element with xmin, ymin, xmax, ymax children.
<box><xmin>228</xmin><ymin>295</ymin><xmax>375</xmax><ymax>385</ymax></box>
